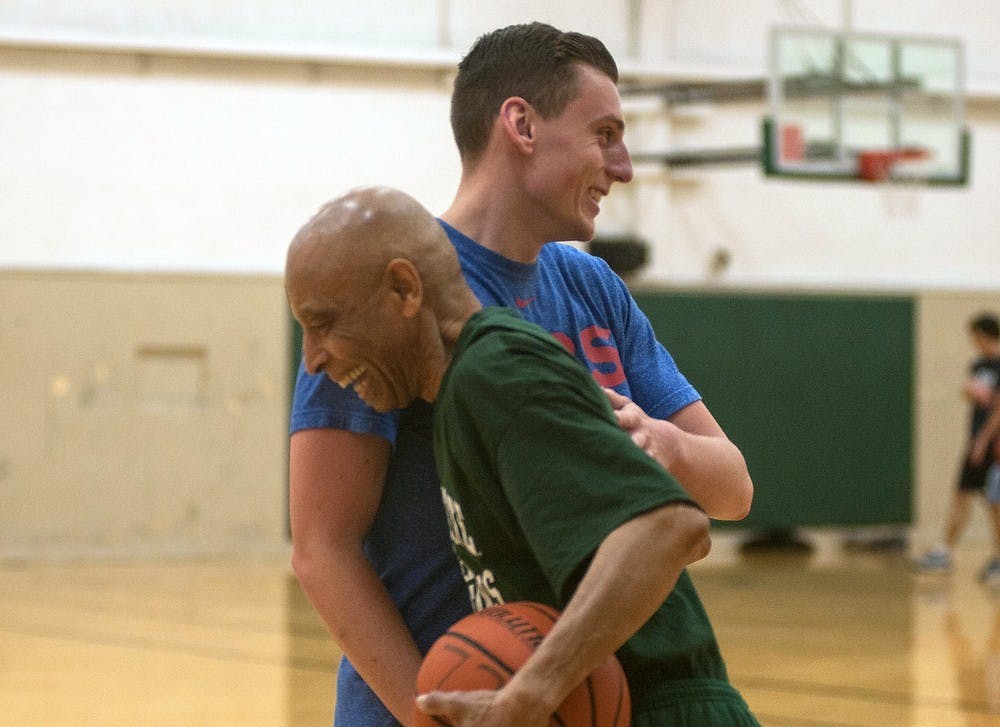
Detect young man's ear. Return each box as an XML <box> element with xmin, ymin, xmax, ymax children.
<box><xmin>383</xmin><ymin>258</ymin><xmax>423</xmax><ymax>317</ymax></box>
<box><xmin>498</xmin><ymin>96</ymin><xmax>535</xmax><ymax>154</ymax></box>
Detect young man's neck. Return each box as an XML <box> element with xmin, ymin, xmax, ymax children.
<box><xmin>441</xmin><ymin>178</ymin><xmax>547</xmax><ymax>264</ymax></box>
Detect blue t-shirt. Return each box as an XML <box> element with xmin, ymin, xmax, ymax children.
<box><xmin>289</xmin><ymin>220</ymin><xmax>700</xmax><ymax>727</ymax></box>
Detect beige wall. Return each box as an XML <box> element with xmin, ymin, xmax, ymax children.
<box><xmin>913</xmin><ymin>291</ymin><xmax>1000</xmax><ymax>550</ymax></box>
<box><xmin>2</xmin><ymin>271</ymin><xmax>998</xmax><ymax>558</ymax></box>
<box><xmin>0</xmin><ymin>270</ymin><xmax>289</xmax><ymax>558</ymax></box>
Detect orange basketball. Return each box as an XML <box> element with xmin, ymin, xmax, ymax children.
<box><xmin>412</xmin><ymin>601</ymin><xmax>630</xmax><ymax>727</ymax></box>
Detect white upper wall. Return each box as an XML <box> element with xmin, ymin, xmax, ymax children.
<box><xmin>1</xmin><ymin>0</ymin><xmax>999</xmax><ymax>288</ymax></box>
<box><xmin>0</xmin><ymin>54</ymin><xmax>457</xmax><ymax>274</ymax></box>
<box><xmin>3</xmin><ymin>0</ymin><xmax>998</xmax><ymax>85</ymax></box>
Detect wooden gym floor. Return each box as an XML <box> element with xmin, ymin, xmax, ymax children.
<box><xmin>1</xmin><ymin>541</ymin><xmax>998</xmax><ymax>726</ymax></box>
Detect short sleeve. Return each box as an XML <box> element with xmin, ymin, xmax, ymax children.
<box><xmin>289</xmin><ymin>359</ymin><xmax>399</xmax><ymax>442</ymax></box>
<box><xmin>493</xmin><ymin>381</ymin><xmax>696</xmax><ymax>601</ymax></box>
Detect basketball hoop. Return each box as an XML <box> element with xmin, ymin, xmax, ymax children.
<box><xmin>857</xmin><ymin>148</ymin><xmax>931</xmax><ymax>182</ymax></box>
<box><xmin>858</xmin><ymin>147</ymin><xmax>933</xmax><ymax>216</ymax></box>
<box><xmin>764</xmin><ymin>28</ymin><xmax>970</xmax><ymax>187</ymax></box>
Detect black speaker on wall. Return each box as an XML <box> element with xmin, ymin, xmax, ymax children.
<box><xmin>587</xmin><ymin>234</ymin><xmax>649</xmax><ymax>278</ymax></box>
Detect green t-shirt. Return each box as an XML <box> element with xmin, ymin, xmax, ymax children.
<box><xmin>433</xmin><ymin>307</ymin><xmax>729</xmax><ymax>703</ymax></box>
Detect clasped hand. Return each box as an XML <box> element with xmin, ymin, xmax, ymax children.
<box><xmin>603</xmin><ymin>387</ymin><xmax>679</xmax><ymax>469</ymax></box>
<box><xmin>415</xmin><ymin>688</ymin><xmax>551</xmax><ymax>727</ymax></box>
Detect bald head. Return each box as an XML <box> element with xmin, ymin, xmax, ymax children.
<box><xmin>288</xmin><ymin>186</ymin><xmax>455</xmax><ymax>288</ymax></box>
<box><xmin>285</xmin><ymin>186</ymin><xmax>480</xmax><ymax>411</ymax></box>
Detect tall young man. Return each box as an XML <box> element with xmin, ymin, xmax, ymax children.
<box><xmin>289</xmin><ymin>23</ymin><xmax>753</xmax><ymax>725</ymax></box>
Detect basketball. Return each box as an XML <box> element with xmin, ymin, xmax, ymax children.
<box><xmin>412</xmin><ymin>601</ymin><xmax>630</xmax><ymax>727</ymax></box>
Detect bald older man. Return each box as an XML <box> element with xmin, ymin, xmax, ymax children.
<box><xmin>285</xmin><ymin>186</ymin><xmax>760</xmax><ymax>727</ymax></box>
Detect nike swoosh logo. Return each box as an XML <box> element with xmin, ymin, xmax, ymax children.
<box><xmin>515</xmin><ymin>296</ymin><xmax>535</xmax><ymax>309</ymax></box>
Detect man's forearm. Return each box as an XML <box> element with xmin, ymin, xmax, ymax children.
<box><xmin>972</xmin><ymin>400</ymin><xmax>1000</xmax><ymax>463</ymax></box>
<box><xmin>982</xmin><ymin>401</ymin><xmax>1000</xmax><ymax>444</ymax></box>
<box><xmin>605</xmin><ymin>393</ymin><xmax>753</xmax><ymax>521</ymax></box>
<box><xmin>666</xmin><ymin>429</ymin><xmax>753</xmax><ymax>520</ymax></box>
<box><xmin>294</xmin><ymin>547</ymin><xmax>422</xmax><ymax>725</ymax></box>
<box><xmin>500</xmin><ymin>502</ymin><xmax>711</xmax><ymax>720</ymax></box>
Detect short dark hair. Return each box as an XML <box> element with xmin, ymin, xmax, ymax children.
<box><xmin>970</xmin><ymin>313</ymin><xmax>1000</xmax><ymax>339</ymax></box>
<box><xmin>450</xmin><ymin>22</ymin><xmax>619</xmax><ymax>164</ymax></box>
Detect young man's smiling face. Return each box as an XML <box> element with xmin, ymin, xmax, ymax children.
<box><xmin>523</xmin><ymin>63</ymin><xmax>634</xmax><ymax>243</ymax></box>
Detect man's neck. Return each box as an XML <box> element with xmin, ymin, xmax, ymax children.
<box><xmin>441</xmin><ymin>181</ymin><xmax>546</xmax><ymax>264</ymax></box>
<box><xmin>424</xmin><ymin>295</ymin><xmax>481</xmax><ymax>402</ymax></box>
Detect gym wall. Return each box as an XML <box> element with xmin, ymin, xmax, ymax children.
<box><xmin>2</xmin><ymin>1</ymin><xmax>1000</xmax><ymax>556</ymax></box>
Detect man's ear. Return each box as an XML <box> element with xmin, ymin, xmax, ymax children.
<box><xmin>384</xmin><ymin>258</ymin><xmax>423</xmax><ymax>317</ymax></box>
<box><xmin>498</xmin><ymin>96</ymin><xmax>535</xmax><ymax>154</ymax></box>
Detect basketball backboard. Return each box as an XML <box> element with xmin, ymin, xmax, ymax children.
<box><xmin>762</xmin><ymin>27</ymin><xmax>970</xmax><ymax>185</ymax></box>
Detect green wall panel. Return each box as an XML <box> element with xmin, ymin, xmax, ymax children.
<box><xmin>631</xmin><ymin>290</ymin><xmax>914</xmax><ymax>528</ymax></box>
<box><xmin>289</xmin><ymin>292</ymin><xmax>914</xmax><ymax>528</ymax></box>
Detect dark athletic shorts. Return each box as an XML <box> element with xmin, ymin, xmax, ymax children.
<box><xmin>958</xmin><ymin>444</ymin><xmax>998</xmax><ymax>492</ymax></box>
<box><xmin>633</xmin><ymin>678</ymin><xmax>762</xmax><ymax>727</ymax></box>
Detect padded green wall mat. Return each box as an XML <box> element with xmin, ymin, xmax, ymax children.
<box><xmin>631</xmin><ymin>290</ymin><xmax>914</xmax><ymax>527</ymax></box>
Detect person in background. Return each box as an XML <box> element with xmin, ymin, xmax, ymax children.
<box><xmin>915</xmin><ymin>312</ymin><xmax>1000</xmax><ymax>583</ymax></box>
<box><xmin>288</xmin><ymin>22</ymin><xmax>753</xmax><ymax>725</ymax></box>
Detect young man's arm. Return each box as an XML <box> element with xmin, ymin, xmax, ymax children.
<box><xmin>289</xmin><ymin>428</ymin><xmax>422</xmax><ymax>724</ymax></box>
<box><xmin>416</xmin><ymin>501</ymin><xmax>711</xmax><ymax>727</ymax></box>
<box><xmin>971</xmin><ymin>398</ymin><xmax>1000</xmax><ymax>465</ymax></box>
<box><xmin>606</xmin><ymin>391</ymin><xmax>753</xmax><ymax>520</ymax></box>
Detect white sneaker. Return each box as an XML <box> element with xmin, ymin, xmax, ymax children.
<box><xmin>913</xmin><ymin>549</ymin><xmax>952</xmax><ymax>572</ymax></box>
<box><xmin>978</xmin><ymin>557</ymin><xmax>1000</xmax><ymax>584</ymax></box>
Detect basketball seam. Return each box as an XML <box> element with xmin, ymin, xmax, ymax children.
<box><xmin>512</xmin><ymin>602</ymin><xmax>559</xmax><ymax>626</ymax></box>
<box><xmin>612</xmin><ymin>663</ymin><xmax>627</xmax><ymax>727</ymax></box>
<box><xmin>587</xmin><ymin>672</ymin><xmax>598</xmax><ymax>727</ymax></box>
<box><xmin>442</xmin><ymin>631</ymin><xmax>518</xmax><ymax>676</ymax></box>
